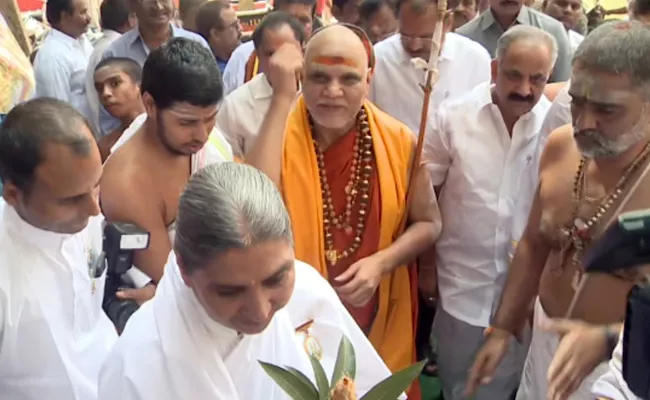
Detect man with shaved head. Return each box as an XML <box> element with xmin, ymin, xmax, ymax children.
<box><xmin>246</xmin><ymin>24</ymin><xmax>441</xmax><ymax>397</ymax></box>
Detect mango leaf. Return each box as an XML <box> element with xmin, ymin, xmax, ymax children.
<box><xmin>287</xmin><ymin>366</ymin><xmax>319</xmax><ymax>397</ymax></box>
<box><xmin>309</xmin><ymin>355</ymin><xmax>330</xmax><ymax>400</ymax></box>
<box><xmin>359</xmin><ymin>360</ymin><xmax>426</xmax><ymax>400</ymax></box>
<box><xmin>330</xmin><ymin>335</ymin><xmax>357</xmax><ymax>389</ymax></box>
<box><xmin>259</xmin><ymin>361</ymin><xmax>320</xmax><ymax>400</ymax></box>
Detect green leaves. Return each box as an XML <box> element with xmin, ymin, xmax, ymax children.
<box><xmin>310</xmin><ymin>356</ymin><xmax>331</xmax><ymax>400</ymax></box>
<box><xmin>330</xmin><ymin>335</ymin><xmax>357</xmax><ymax>389</ymax></box>
<box><xmin>259</xmin><ymin>361</ymin><xmax>319</xmax><ymax>400</ymax></box>
<box><xmin>359</xmin><ymin>359</ymin><xmax>426</xmax><ymax>400</ymax></box>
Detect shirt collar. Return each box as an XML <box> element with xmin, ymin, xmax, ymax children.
<box><xmin>479</xmin><ymin>6</ymin><xmax>530</xmax><ymax>31</ymax></box>
<box><xmin>2</xmin><ymin>200</ymin><xmax>72</xmax><ymax>252</ymax></box>
<box><xmin>49</xmin><ymin>28</ymin><xmax>84</xmax><ymax>48</ymax></box>
<box><xmin>128</xmin><ymin>24</ymin><xmax>178</xmax><ymax>52</ymax></box>
<box><xmin>253</xmin><ymin>74</ymin><xmax>274</xmax><ymax>100</ymax></box>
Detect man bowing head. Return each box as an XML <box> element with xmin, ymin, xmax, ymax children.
<box><xmin>245</xmin><ymin>23</ymin><xmax>442</xmax><ymax>380</ymax></box>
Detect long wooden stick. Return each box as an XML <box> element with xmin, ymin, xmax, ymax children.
<box><xmin>397</xmin><ymin>2</ymin><xmax>447</xmax><ymax>234</ymax></box>
<box><xmin>0</xmin><ymin>0</ymin><xmax>31</xmax><ymax>57</ymax></box>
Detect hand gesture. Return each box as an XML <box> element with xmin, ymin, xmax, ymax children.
<box><xmin>266</xmin><ymin>43</ymin><xmax>303</xmax><ymax>99</ymax></box>
<box><xmin>334</xmin><ymin>255</ymin><xmax>386</xmax><ymax>307</ymax></box>
<box><xmin>116</xmin><ymin>282</ymin><xmax>156</xmax><ymax>305</ymax></box>
<box><xmin>544</xmin><ymin>319</ymin><xmax>610</xmax><ymax>400</ymax></box>
<box><xmin>465</xmin><ymin>328</ymin><xmax>512</xmax><ymax>396</ymax></box>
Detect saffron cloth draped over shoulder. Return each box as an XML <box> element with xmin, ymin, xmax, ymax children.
<box><xmin>281</xmin><ymin>95</ymin><xmax>416</xmax><ymax>373</ymax></box>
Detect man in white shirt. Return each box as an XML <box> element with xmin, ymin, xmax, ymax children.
<box><xmin>425</xmin><ymin>25</ymin><xmax>555</xmax><ymax>399</ymax></box>
<box><xmin>34</xmin><ymin>0</ymin><xmax>93</xmax><ymax>116</ymax></box>
<box><xmin>0</xmin><ymin>98</ymin><xmax>117</xmax><ymax>399</ymax></box>
<box><xmin>217</xmin><ymin>12</ymin><xmax>306</xmax><ymax>159</ymax></box>
<box><xmin>369</xmin><ymin>0</ymin><xmax>492</xmax><ymax>135</ymax></box>
<box><xmin>221</xmin><ymin>0</ymin><xmax>316</xmax><ymax>95</ymax></box>
<box><xmin>100</xmin><ymin>38</ymin><xmax>232</xmax><ymax>306</ymax></box>
<box><xmin>85</xmin><ymin>0</ymin><xmax>136</xmax><ymax>136</ymax></box>
<box><xmin>99</xmin><ymin>162</ymin><xmax>397</xmax><ymax>400</ymax></box>
<box><xmin>542</xmin><ymin>0</ymin><xmax>584</xmax><ymax>52</ymax></box>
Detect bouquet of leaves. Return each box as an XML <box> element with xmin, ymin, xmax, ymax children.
<box><xmin>259</xmin><ymin>336</ymin><xmax>425</xmax><ymax>400</ymax></box>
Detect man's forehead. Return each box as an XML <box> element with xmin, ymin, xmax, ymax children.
<box><xmin>95</xmin><ymin>67</ymin><xmax>127</xmax><ymax>81</ymax></box>
<box><xmin>570</xmin><ymin>67</ymin><xmax>637</xmax><ymax>102</ymax></box>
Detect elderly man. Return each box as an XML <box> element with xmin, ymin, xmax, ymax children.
<box><xmin>468</xmin><ymin>21</ymin><xmax>650</xmax><ymax>400</ymax></box>
<box><xmin>216</xmin><ymin>12</ymin><xmax>306</xmax><ymax>159</ymax></box>
<box><xmin>246</xmin><ymin>24</ymin><xmax>441</xmax><ymax>398</ymax></box>
<box><xmin>456</xmin><ymin>0</ymin><xmax>571</xmax><ymax>82</ymax></box>
<box><xmin>98</xmin><ymin>163</ymin><xmax>396</xmax><ymax>399</ymax></box>
<box><xmin>424</xmin><ymin>25</ymin><xmax>555</xmax><ymax>400</ymax></box>
<box><xmin>0</xmin><ymin>98</ymin><xmax>116</xmax><ymax>399</ymax></box>
<box><xmin>100</xmin><ymin>38</ymin><xmax>232</xmax><ymax>304</ymax></box>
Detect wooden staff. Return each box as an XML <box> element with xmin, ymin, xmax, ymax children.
<box><xmin>0</xmin><ymin>0</ymin><xmax>32</xmax><ymax>56</ymax></box>
<box><xmin>397</xmin><ymin>0</ymin><xmax>448</xmax><ymax>233</ymax></box>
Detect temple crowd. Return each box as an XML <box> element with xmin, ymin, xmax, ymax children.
<box><xmin>1</xmin><ymin>0</ymin><xmax>650</xmax><ymax>398</ymax></box>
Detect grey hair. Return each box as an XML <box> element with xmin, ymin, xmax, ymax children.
<box><xmin>174</xmin><ymin>163</ymin><xmax>294</xmax><ymax>272</ymax></box>
<box><xmin>495</xmin><ymin>25</ymin><xmax>559</xmax><ymax>68</ymax></box>
<box><xmin>573</xmin><ymin>21</ymin><xmax>650</xmax><ymax>97</ymax></box>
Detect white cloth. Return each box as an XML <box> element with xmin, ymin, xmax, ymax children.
<box><xmin>423</xmin><ymin>81</ymin><xmax>551</xmax><ymax>327</ymax></box>
<box><xmin>217</xmin><ymin>73</ymin><xmax>273</xmax><ymax>158</ymax></box>
<box><xmin>592</xmin><ymin>330</ymin><xmax>640</xmax><ymax>400</ymax></box>
<box><xmin>34</xmin><ymin>29</ymin><xmax>93</xmax><ymax>116</ymax></box>
<box><xmin>517</xmin><ymin>298</ymin><xmax>609</xmax><ymax>400</ymax></box>
<box><xmin>221</xmin><ymin>41</ymin><xmax>254</xmax><ymax>95</ymax></box>
<box><xmin>369</xmin><ymin>33</ymin><xmax>492</xmax><ymax>134</ymax></box>
<box><xmin>85</xmin><ymin>29</ymin><xmax>122</xmax><ymax>135</ymax></box>
<box><xmin>0</xmin><ymin>201</ymin><xmax>117</xmax><ymax>400</ymax></box>
<box><xmin>568</xmin><ymin>30</ymin><xmax>584</xmax><ymax>53</ymax></box>
<box><xmin>98</xmin><ymin>256</ymin><xmax>395</xmax><ymax>400</ymax></box>
<box><xmin>539</xmin><ymin>82</ymin><xmax>572</xmax><ymax>149</ymax></box>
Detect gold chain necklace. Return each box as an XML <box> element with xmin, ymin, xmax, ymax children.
<box><xmin>311</xmin><ymin>109</ymin><xmax>374</xmax><ymax>267</ymax></box>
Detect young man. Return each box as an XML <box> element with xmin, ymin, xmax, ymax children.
<box><xmin>98</xmin><ymin>163</ymin><xmax>399</xmax><ymax>399</ymax></box>
<box><xmin>34</xmin><ymin>0</ymin><xmax>93</xmax><ymax>115</ymax></box>
<box><xmin>93</xmin><ymin>57</ymin><xmax>145</xmax><ymax>161</ymax></box>
<box><xmin>195</xmin><ymin>1</ymin><xmax>242</xmax><ymax>74</ymax></box>
<box><xmin>468</xmin><ymin>21</ymin><xmax>650</xmax><ymax>400</ymax></box>
<box><xmin>0</xmin><ymin>98</ymin><xmax>116</xmax><ymax>399</ymax></box>
<box><xmin>247</xmin><ymin>25</ymin><xmax>441</xmax><ymax>399</ymax></box>
<box><xmin>100</xmin><ymin>38</ymin><xmax>232</xmax><ymax>305</ymax></box>
<box><xmin>216</xmin><ymin>12</ymin><xmax>306</xmax><ymax>159</ymax></box>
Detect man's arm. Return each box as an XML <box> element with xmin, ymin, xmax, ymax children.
<box><xmin>215</xmin><ymin>97</ymin><xmax>245</xmax><ymax>159</ymax></box>
<box><xmin>549</xmin><ymin>25</ymin><xmax>572</xmax><ymax>83</ymax></box>
<box><xmin>100</xmin><ymin>177</ymin><xmax>172</xmax><ymax>283</ymax></box>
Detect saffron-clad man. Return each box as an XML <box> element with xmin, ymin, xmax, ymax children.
<box><xmin>246</xmin><ymin>24</ymin><xmax>441</xmax><ymax>399</ymax></box>
<box><xmin>468</xmin><ymin>21</ymin><xmax>650</xmax><ymax>400</ymax></box>
<box><xmin>98</xmin><ymin>163</ymin><xmax>398</xmax><ymax>400</ymax></box>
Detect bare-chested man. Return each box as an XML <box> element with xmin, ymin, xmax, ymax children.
<box><xmin>100</xmin><ymin>37</ymin><xmax>232</xmax><ymax>304</ymax></box>
<box><xmin>467</xmin><ymin>21</ymin><xmax>650</xmax><ymax>400</ymax></box>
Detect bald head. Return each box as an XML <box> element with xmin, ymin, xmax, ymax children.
<box><xmin>305</xmin><ymin>25</ymin><xmax>369</xmax><ymax>72</ymax></box>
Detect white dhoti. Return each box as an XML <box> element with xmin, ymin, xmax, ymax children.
<box><xmin>516</xmin><ymin>297</ymin><xmax>610</xmax><ymax>400</ymax></box>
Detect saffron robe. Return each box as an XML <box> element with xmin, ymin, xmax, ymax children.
<box><xmin>98</xmin><ymin>254</ymin><xmax>399</xmax><ymax>399</ymax></box>
<box><xmin>281</xmin><ymin>96</ymin><xmax>417</xmax><ymax>374</ymax></box>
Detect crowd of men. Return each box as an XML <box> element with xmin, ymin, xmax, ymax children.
<box><xmin>1</xmin><ymin>0</ymin><xmax>650</xmax><ymax>398</ymax></box>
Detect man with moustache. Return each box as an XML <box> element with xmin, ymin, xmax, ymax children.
<box><xmin>100</xmin><ymin>38</ymin><xmax>232</xmax><ymax>305</ymax></box>
<box><xmin>542</xmin><ymin>0</ymin><xmax>584</xmax><ymax>52</ymax></box>
<box><xmin>423</xmin><ymin>25</ymin><xmax>554</xmax><ymax>399</ymax></box>
<box><xmin>456</xmin><ymin>0</ymin><xmax>572</xmax><ymax>82</ymax></box>
<box><xmin>467</xmin><ymin>21</ymin><xmax>650</xmax><ymax>400</ymax></box>
<box><xmin>0</xmin><ymin>98</ymin><xmax>116</xmax><ymax>399</ymax></box>
<box><xmin>34</xmin><ymin>0</ymin><xmax>93</xmax><ymax>116</ymax></box>
<box><xmin>247</xmin><ymin>24</ymin><xmax>441</xmax><ymax>399</ymax></box>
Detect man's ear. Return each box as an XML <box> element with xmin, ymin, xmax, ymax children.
<box><xmin>142</xmin><ymin>92</ymin><xmax>156</xmax><ymax>116</ymax></box>
<box><xmin>490</xmin><ymin>58</ymin><xmax>498</xmax><ymax>84</ymax></box>
<box><xmin>366</xmin><ymin>67</ymin><xmax>373</xmax><ymax>84</ymax></box>
<box><xmin>2</xmin><ymin>182</ymin><xmax>20</xmax><ymax>208</ymax></box>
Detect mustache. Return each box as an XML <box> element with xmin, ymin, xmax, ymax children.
<box><xmin>500</xmin><ymin>0</ymin><xmax>520</xmax><ymax>5</ymax></box>
<box><xmin>574</xmin><ymin>129</ymin><xmax>602</xmax><ymax>139</ymax></box>
<box><xmin>508</xmin><ymin>93</ymin><xmax>534</xmax><ymax>102</ymax></box>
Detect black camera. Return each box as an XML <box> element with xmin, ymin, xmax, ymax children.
<box><xmin>583</xmin><ymin>209</ymin><xmax>650</xmax><ymax>400</ymax></box>
<box><xmin>103</xmin><ymin>222</ymin><xmax>150</xmax><ymax>333</ymax></box>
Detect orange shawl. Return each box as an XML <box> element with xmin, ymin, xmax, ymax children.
<box><xmin>282</xmin><ymin>96</ymin><xmax>415</xmax><ymax>373</ymax></box>
<box><xmin>243</xmin><ymin>50</ymin><xmax>259</xmax><ymax>83</ymax></box>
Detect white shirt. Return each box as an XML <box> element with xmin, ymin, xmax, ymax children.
<box><xmin>217</xmin><ymin>73</ymin><xmax>273</xmax><ymax>158</ymax></box>
<box><xmin>34</xmin><ymin>29</ymin><xmax>93</xmax><ymax>116</ymax></box>
<box><xmin>99</xmin><ymin>256</ymin><xmax>397</xmax><ymax>400</ymax></box>
<box><xmin>539</xmin><ymin>81</ymin><xmax>571</xmax><ymax>151</ymax></box>
<box><xmin>568</xmin><ymin>30</ymin><xmax>584</xmax><ymax>53</ymax></box>
<box><xmin>423</xmin><ymin>82</ymin><xmax>551</xmax><ymax>327</ymax></box>
<box><xmin>592</xmin><ymin>330</ymin><xmax>640</xmax><ymax>400</ymax></box>
<box><xmin>85</xmin><ymin>29</ymin><xmax>122</xmax><ymax>136</ymax></box>
<box><xmin>0</xmin><ymin>201</ymin><xmax>117</xmax><ymax>400</ymax></box>
<box><xmin>221</xmin><ymin>41</ymin><xmax>255</xmax><ymax>96</ymax></box>
<box><xmin>369</xmin><ymin>33</ymin><xmax>492</xmax><ymax>134</ymax></box>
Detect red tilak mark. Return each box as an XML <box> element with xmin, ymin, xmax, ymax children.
<box><xmin>313</xmin><ymin>56</ymin><xmax>358</xmax><ymax>67</ymax></box>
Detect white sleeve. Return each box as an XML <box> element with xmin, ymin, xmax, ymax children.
<box><xmin>34</xmin><ymin>54</ymin><xmax>71</xmax><ymax>102</ymax></box>
<box><xmin>422</xmin><ymin>104</ymin><xmax>452</xmax><ymax>187</ymax></box>
<box><xmin>215</xmin><ymin>97</ymin><xmax>244</xmax><ymax>158</ymax></box>
<box><xmin>222</xmin><ymin>58</ymin><xmax>243</xmax><ymax>96</ymax></box>
<box><xmin>470</xmin><ymin>46</ymin><xmax>493</xmax><ymax>88</ymax></box>
<box><xmin>592</xmin><ymin>330</ymin><xmax>642</xmax><ymax>400</ymax></box>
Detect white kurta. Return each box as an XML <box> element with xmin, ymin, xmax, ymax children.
<box><xmin>221</xmin><ymin>41</ymin><xmax>255</xmax><ymax>95</ymax></box>
<box><xmin>592</xmin><ymin>330</ymin><xmax>640</xmax><ymax>400</ymax></box>
<box><xmin>98</xmin><ymin>256</ymin><xmax>395</xmax><ymax>400</ymax></box>
<box><xmin>0</xmin><ymin>201</ymin><xmax>117</xmax><ymax>400</ymax></box>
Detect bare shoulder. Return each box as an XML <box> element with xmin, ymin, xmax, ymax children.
<box><xmin>540</xmin><ymin>124</ymin><xmax>575</xmax><ymax>170</ymax></box>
